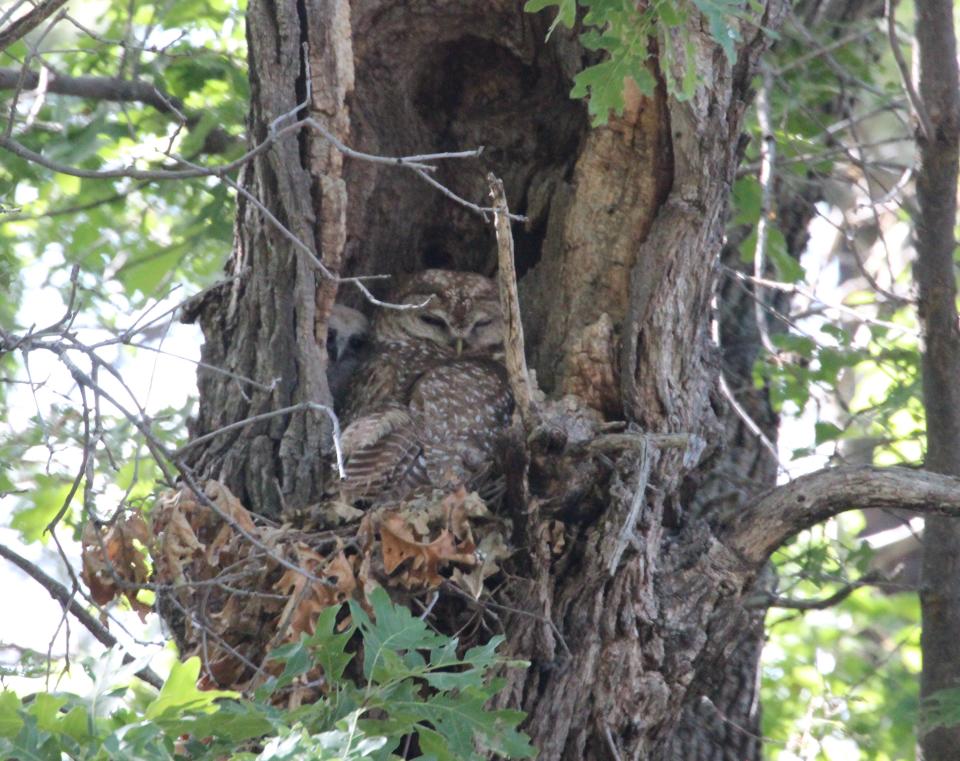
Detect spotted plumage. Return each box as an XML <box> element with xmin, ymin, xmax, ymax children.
<box><xmin>338</xmin><ymin>270</ymin><xmax>513</xmax><ymax>505</ymax></box>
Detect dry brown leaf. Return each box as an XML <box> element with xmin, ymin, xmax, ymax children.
<box><xmin>154</xmin><ymin>493</ymin><xmax>206</xmax><ymax>584</ymax></box>
<box><xmin>451</xmin><ymin>531</ymin><xmax>510</xmax><ymax>599</ymax></box>
<box><xmin>272</xmin><ymin>546</ymin><xmax>357</xmax><ymax>639</ymax></box>
<box><xmin>80</xmin><ymin>513</ymin><xmax>153</xmax><ymax>618</ymax></box>
<box><xmin>204</xmin><ymin>481</ymin><xmax>257</xmax><ymax>533</ymax></box>
<box><xmin>380</xmin><ymin>512</ymin><xmax>476</xmax><ymax>589</ymax></box>
<box><xmin>205</xmin><ymin>522</ymin><xmax>240</xmax><ymax>567</ymax></box>
<box><xmin>324</xmin><ymin>551</ymin><xmax>358</xmax><ymax>603</ymax></box>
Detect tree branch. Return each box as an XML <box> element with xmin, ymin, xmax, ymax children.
<box><xmin>0</xmin><ymin>66</ymin><xmax>237</xmax><ymax>154</ymax></box>
<box><xmin>0</xmin><ymin>542</ymin><xmax>163</xmax><ymax>689</ymax></box>
<box><xmin>721</xmin><ymin>465</ymin><xmax>960</xmax><ymax>565</ymax></box>
<box><xmin>0</xmin><ymin>0</ymin><xmax>67</xmax><ymax>54</ymax></box>
<box><xmin>0</xmin><ymin>67</ymin><xmax>182</xmax><ymax>112</ymax></box>
<box><xmin>748</xmin><ymin>570</ymin><xmax>890</xmax><ymax>610</ymax></box>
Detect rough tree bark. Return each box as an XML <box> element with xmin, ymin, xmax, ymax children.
<box><xmin>177</xmin><ymin>0</ymin><xmax>960</xmax><ymax>758</ymax></box>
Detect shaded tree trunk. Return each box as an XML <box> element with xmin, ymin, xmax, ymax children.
<box><xmin>914</xmin><ymin>0</ymin><xmax>960</xmax><ymax>758</ymax></box>
<box><xmin>184</xmin><ymin>1</ymin><xmax>796</xmax><ymax>758</ymax></box>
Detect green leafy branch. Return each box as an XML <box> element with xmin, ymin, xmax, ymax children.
<box><xmin>524</xmin><ymin>0</ymin><xmax>748</xmax><ymax>124</ymax></box>
<box><xmin>0</xmin><ymin>589</ymin><xmax>533</xmax><ymax>760</ymax></box>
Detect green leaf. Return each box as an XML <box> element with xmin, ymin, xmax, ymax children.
<box><xmin>766</xmin><ymin>227</ymin><xmax>805</xmax><ymax>282</ymax></box>
<box><xmin>349</xmin><ymin>588</ymin><xmax>445</xmax><ymax>681</ymax></box>
<box><xmin>304</xmin><ymin>604</ymin><xmax>355</xmax><ymax>684</ymax></box>
<box><xmin>58</xmin><ymin>705</ymin><xmax>92</xmax><ymax>744</ymax></box>
<box><xmin>814</xmin><ymin>421</ymin><xmax>843</xmax><ymax>445</ymax></box>
<box><xmin>524</xmin><ymin>0</ymin><xmax>577</xmax><ymax>36</ymax></box>
<box><xmin>27</xmin><ymin>694</ymin><xmax>68</xmax><ymax>733</ymax></box>
<box><xmin>145</xmin><ymin>657</ymin><xmax>237</xmax><ymax>720</ymax></box>
<box><xmin>174</xmin><ymin>700</ymin><xmax>275</xmax><ymax>745</ymax></box>
<box><xmin>270</xmin><ymin>638</ymin><xmax>313</xmax><ymax>688</ymax></box>
<box><xmin>0</xmin><ymin>692</ymin><xmax>23</xmax><ymax>738</ymax></box>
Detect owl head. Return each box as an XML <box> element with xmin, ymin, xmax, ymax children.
<box><xmin>375</xmin><ymin>269</ymin><xmax>503</xmax><ymax>355</ymax></box>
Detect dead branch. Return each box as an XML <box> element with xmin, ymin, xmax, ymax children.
<box><xmin>751</xmin><ymin>65</ymin><xmax>779</xmax><ymax>356</ymax></box>
<box><xmin>721</xmin><ymin>465</ymin><xmax>960</xmax><ymax>566</ymax></box>
<box><xmin>488</xmin><ymin>173</ymin><xmax>536</xmax><ymax>429</ymax></box>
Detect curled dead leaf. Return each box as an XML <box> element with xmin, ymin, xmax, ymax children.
<box><xmin>80</xmin><ymin>513</ymin><xmax>152</xmax><ymax>619</ymax></box>
<box><xmin>380</xmin><ymin>512</ymin><xmax>476</xmax><ymax>589</ymax></box>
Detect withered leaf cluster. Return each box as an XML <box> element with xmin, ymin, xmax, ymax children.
<box><xmin>80</xmin><ymin>480</ymin><xmax>512</xmax><ymax>692</ymax></box>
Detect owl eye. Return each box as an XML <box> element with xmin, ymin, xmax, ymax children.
<box><xmin>472</xmin><ymin>318</ymin><xmax>494</xmax><ymax>331</ymax></box>
<box><xmin>419</xmin><ymin>313</ymin><xmax>447</xmax><ymax>328</ymax></box>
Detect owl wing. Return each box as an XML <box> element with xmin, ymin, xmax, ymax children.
<box><xmin>341</xmin><ymin>341</ymin><xmax>440</xmax><ymax>425</ymax></box>
<box><xmin>338</xmin><ymin>405</ymin><xmax>429</xmax><ymax>505</ymax></box>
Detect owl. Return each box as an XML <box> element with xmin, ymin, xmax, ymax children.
<box><xmin>338</xmin><ymin>270</ymin><xmax>513</xmax><ymax>505</ymax></box>
<box><xmin>324</xmin><ymin>304</ymin><xmax>370</xmax><ymax>412</ymax></box>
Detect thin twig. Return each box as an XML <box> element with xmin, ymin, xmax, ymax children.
<box><xmin>885</xmin><ymin>0</ymin><xmax>934</xmax><ymax>140</ymax></box>
<box><xmin>4</xmin><ymin>6</ymin><xmax>65</xmax><ymax>139</ymax></box>
<box><xmin>748</xmin><ymin>570</ymin><xmax>889</xmax><ymax>610</ymax></box>
<box><xmin>752</xmin><ymin>67</ymin><xmax>779</xmax><ymax>357</ymax></box>
<box><xmin>122</xmin><ymin>340</ymin><xmax>279</xmax><ymax>393</ymax></box>
<box><xmin>173</xmin><ymin>401</ymin><xmax>345</xmax><ymax>480</ymax></box>
<box><xmin>0</xmin><ymin>542</ymin><xmax>164</xmax><ymax>689</ymax></box>
<box><xmin>416</xmin><ymin>168</ymin><xmax>527</xmax><ymax>222</ymax></box>
<box><xmin>607</xmin><ymin>437</ymin><xmax>651</xmax><ymax>575</ymax></box>
<box><xmin>721</xmin><ymin>266</ymin><xmax>918</xmax><ymax>337</ymax></box>
<box><xmin>718</xmin><ymin>372</ymin><xmax>789</xmax><ymax>477</ymax></box>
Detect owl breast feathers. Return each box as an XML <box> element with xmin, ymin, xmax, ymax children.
<box><xmin>337</xmin><ymin>270</ymin><xmax>513</xmax><ymax>505</ymax></box>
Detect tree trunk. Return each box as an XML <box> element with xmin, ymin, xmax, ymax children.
<box><xmin>183</xmin><ymin>1</ymin><xmax>798</xmax><ymax>757</ymax></box>
<box><xmin>913</xmin><ymin>0</ymin><xmax>960</xmax><ymax>757</ymax></box>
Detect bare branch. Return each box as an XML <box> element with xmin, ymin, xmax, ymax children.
<box><xmin>488</xmin><ymin>173</ymin><xmax>536</xmax><ymax>428</ymax></box>
<box><xmin>721</xmin><ymin>266</ymin><xmax>918</xmax><ymax>337</ymax></box>
<box><xmin>885</xmin><ymin>0</ymin><xmax>935</xmax><ymax>140</ymax></box>
<box><xmin>0</xmin><ymin>542</ymin><xmax>163</xmax><ymax>689</ymax></box>
<box><xmin>121</xmin><ymin>340</ymin><xmax>278</xmax><ymax>393</ymax></box>
<box><xmin>717</xmin><ymin>371</ymin><xmax>787</xmax><ymax>476</ymax></box>
<box><xmin>417</xmin><ymin>167</ymin><xmax>526</xmax><ymax>223</ymax></box>
<box><xmin>4</xmin><ymin>4</ymin><xmax>65</xmax><ymax>139</ymax></box>
<box><xmin>173</xmin><ymin>401</ymin><xmax>345</xmax><ymax>480</ymax></box>
<box><xmin>0</xmin><ymin>131</ymin><xmax>256</xmax><ymax>180</ymax></box>
<box><xmin>721</xmin><ymin>466</ymin><xmax>960</xmax><ymax>566</ymax></box>
<box><xmin>0</xmin><ymin>66</ymin><xmax>238</xmax><ymax>155</ymax></box>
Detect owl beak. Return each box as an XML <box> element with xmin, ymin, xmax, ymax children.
<box><xmin>454</xmin><ymin>338</ymin><xmax>464</xmax><ymax>356</ymax></box>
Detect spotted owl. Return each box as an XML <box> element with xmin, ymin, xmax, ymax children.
<box><xmin>338</xmin><ymin>270</ymin><xmax>513</xmax><ymax>505</ymax></box>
